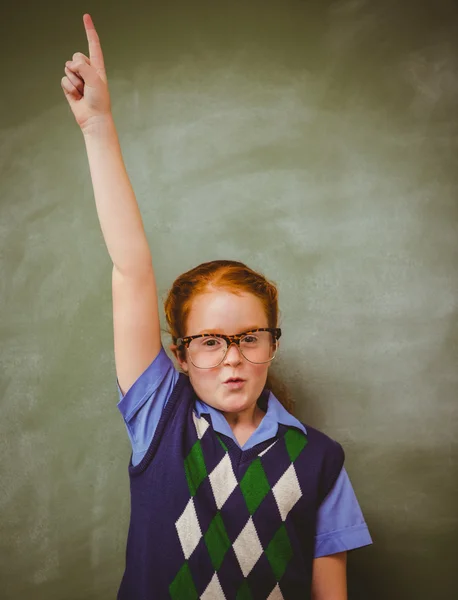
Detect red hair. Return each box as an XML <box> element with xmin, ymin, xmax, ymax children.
<box><xmin>163</xmin><ymin>259</ymin><xmax>294</xmax><ymax>414</ymax></box>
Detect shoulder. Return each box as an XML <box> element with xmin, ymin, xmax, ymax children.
<box><xmin>298</xmin><ymin>422</ymin><xmax>346</xmax><ymax>502</ymax></box>
<box><xmin>170</xmin><ymin>371</ymin><xmax>195</xmax><ymax>407</ymax></box>
<box><xmin>302</xmin><ymin>422</ymin><xmax>345</xmax><ymax>461</ymax></box>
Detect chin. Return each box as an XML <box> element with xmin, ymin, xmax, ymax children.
<box><xmin>219</xmin><ymin>394</ymin><xmax>252</xmax><ymax>413</ymax></box>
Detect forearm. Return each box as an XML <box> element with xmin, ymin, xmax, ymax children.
<box><xmin>311</xmin><ymin>553</ymin><xmax>347</xmax><ymax>600</ymax></box>
<box><xmin>83</xmin><ymin>116</ymin><xmax>152</xmax><ymax>276</ymax></box>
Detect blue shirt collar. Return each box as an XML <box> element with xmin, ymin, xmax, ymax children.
<box><xmin>194</xmin><ymin>390</ymin><xmax>307</xmax><ymax>448</ymax></box>
<box><xmin>264</xmin><ymin>392</ymin><xmax>307</xmax><ymax>435</ymax></box>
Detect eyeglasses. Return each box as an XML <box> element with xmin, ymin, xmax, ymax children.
<box><xmin>176</xmin><ymin>327</ymin><xmax>282</xmax><ymax>369</ymax></box>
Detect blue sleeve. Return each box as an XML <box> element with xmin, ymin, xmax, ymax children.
<box><xmin>314</xmin><ymin>467</ymin><xmax>373</xmax><ymax>558</ymax></box>
<box><xmin>116</xmin><ymin>345</ymin><xmax>180</xmax><ymax>466</ymax></box>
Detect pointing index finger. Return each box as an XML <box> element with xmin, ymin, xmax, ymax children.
<box><xmin>83</xmin><ymin>14</ymin><xmax>106</xmax><ymax>76</ymax></box>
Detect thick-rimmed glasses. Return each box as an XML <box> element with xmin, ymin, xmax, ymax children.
<box><xmin>176</xmin><ymin>327</ymin><xmax>282</xmax><ymax>369</ymax></box>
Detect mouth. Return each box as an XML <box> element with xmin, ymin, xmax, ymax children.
<box><xmin>223</xmin><ymin>377</ymin><xmax>245</xmax><ymax>384</ymax></box>
<box><xmin>223</xmin><ymin>378</ymin><xmax>246</xmax><ymax>389</ymax></box>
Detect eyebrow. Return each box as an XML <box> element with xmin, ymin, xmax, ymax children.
<box><xmin>196</xmin><ymin>326</ymin><xmax>262</xmax><ymax>335</ymax></box>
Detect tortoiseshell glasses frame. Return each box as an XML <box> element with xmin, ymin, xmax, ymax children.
<box><xmin>176</xmin><ymin>327</ymin><xmax>282</xmax><ymax>368</ymax></box>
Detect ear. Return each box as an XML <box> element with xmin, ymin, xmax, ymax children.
<box><xmin>170</xmin><ymin>343</ymin><xmax>189</xmax><ymax>373</ymax></box>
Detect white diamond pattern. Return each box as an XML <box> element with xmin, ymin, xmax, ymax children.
<box><xmin>267</xmin><ymin>584</ymin><xmax>284</xmax><ymax>599</ymax></box>
<box><xmin>232</xmin><ymin>517</ymin><xmax>263</xmax><ymax>577</ymax></box>
<box><xmin>200</xmin><ymin>572</ymin><xmax>225</xmax><ymax>599</ymax></box>
<box><xmin>175</xmin><ymin>497</ymin><xmax>202</xmax><ymax>559</ymax></box>
<box><xmin>259</xmin><ymin>439</ymin><xmax>278</xmax><ymax>457</ymax></box>
<box><xmin>174</xmin><ymin>413</ymin><xmax>304</xmax><ymax>595</ymax></box>
<box><xmin>192</xmin><ymin>411</ymin><xmax>209</xmax><ymax>439</ymax></box>
<box><xmin>209</xmin><ymin>453</ymin><xmax>238</xmax><ymax>509</ymax></box>
<box><xmin>272</xmin><ymin>463</ymin><xmax>302</xmax><ymax>521</ymax></box>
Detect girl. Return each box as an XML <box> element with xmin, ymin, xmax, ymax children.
<box><xmin>62</xmin><ymin>14</ymin><xmax>372</xmax><ymax>600</ymax></box>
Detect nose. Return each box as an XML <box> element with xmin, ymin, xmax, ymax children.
<box><xmin>223</xmin><ymin>341</ymin><xmax>242</xmax><ymax>365</ymax></box>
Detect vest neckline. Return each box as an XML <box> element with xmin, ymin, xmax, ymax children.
<box><xmin>201</xmin><ymin>413</ymin><xmax>286</xmax><ymax>465</ymax></box>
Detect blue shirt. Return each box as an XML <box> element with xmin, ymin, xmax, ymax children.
<box><xmin>116</xmin><ymin>346</ymin><xmax>373</xmax><ymax>558</ymax></box>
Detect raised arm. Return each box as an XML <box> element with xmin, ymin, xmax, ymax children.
<box><xmin>62</xmin><ymin>14</ymin><xmax>162</xmax><ymax>395</ymax></box>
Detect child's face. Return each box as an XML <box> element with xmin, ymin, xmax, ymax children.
<box><xmin>175</xmin><ymin>290</ymin><xmax>275</xmax><ymax>417</ymax></box>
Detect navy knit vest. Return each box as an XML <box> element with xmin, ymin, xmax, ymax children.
<box><xmin>117</xmin><ymin>373</ymin><xmax>344</xmax><ymax>600</ymax></box>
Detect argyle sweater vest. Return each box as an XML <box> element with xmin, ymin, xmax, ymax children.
<box><xmin>117</xmin><ymin>373</ymin><xmax>344</xmax><ymax>600</ymax></box>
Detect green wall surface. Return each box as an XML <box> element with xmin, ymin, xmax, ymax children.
<box><xmin>1</xmin><ymin>0</ymin><xmax>457</xmax><ymax>598</ymax></box>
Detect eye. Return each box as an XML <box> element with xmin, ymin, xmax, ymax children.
<box><xmin>202</xmin><ymin>337</ymin><xmax>223</xmax><ymax>347</ymax></box>
<box><xmin>242</xmin><ymin>335</ymin><xmax>258</xmax><ymax>344</ymax></box>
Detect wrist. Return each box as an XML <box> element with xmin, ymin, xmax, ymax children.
<box><xmin>81</xmin><ymin>114</ymin><xmax>117</xmax><ymax>139</ymax></box>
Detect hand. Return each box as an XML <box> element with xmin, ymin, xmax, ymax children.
<box><xmin>61</xmin><ymin>14</ymin><xmax>112</xmax><ymax>133</ymax></box>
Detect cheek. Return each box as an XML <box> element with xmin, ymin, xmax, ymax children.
<box><xmin>251</xmin><ymin>362</ymin><xmax>270</xmax><ymax>377</ymax></box>
<box><xmin>188</xmin><ymin>366</ymin><xmax>217</xmax><ymax>388</ymax></box>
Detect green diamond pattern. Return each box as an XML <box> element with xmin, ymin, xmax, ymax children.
<box><xmin>204</xmin><ymin>512</ymin><xmax>231</xmax><ymax>571</ymax></box>
<box><xmin>184</xmin><ymin>440</ymin><xmax>207</xmax><ymax>496</ymax></box>
<box><xmin>174</xmin><ymin>422</ymin><xmax>305</xmax><ymax>595</ymax></box>
<box><xmin>169</xmin><ymin>562</ymin><xmax>198</xmax><ymax>600</ymax></box>
<box><xmin>265</xmin><ymin>524</ymin><xmax>294</xmax><ymax>581</ymax></box>
<box><xmin>284</xmin><ymin>429</ymin><xmax>307</xmax><ymax>462</ymax></box>
<box><xmin>236</xmin><ymin>580</ymin><xmax>254</xmax><ymax>599</ymax></box>
<box><xmin>240</xmin><ymin>458</ymin><xmax>271</xmax><ymax>514</ymax></box>
<box><xmin>217</xmin><ymin>434</ymin><xmax>228</xmax><ymax>453</ymax></box>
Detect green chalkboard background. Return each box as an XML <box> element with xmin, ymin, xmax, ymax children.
<box><xmin>1</xmin><ymin>0</ymin><xmax>457</xmax><ymax>598</ymax></box>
